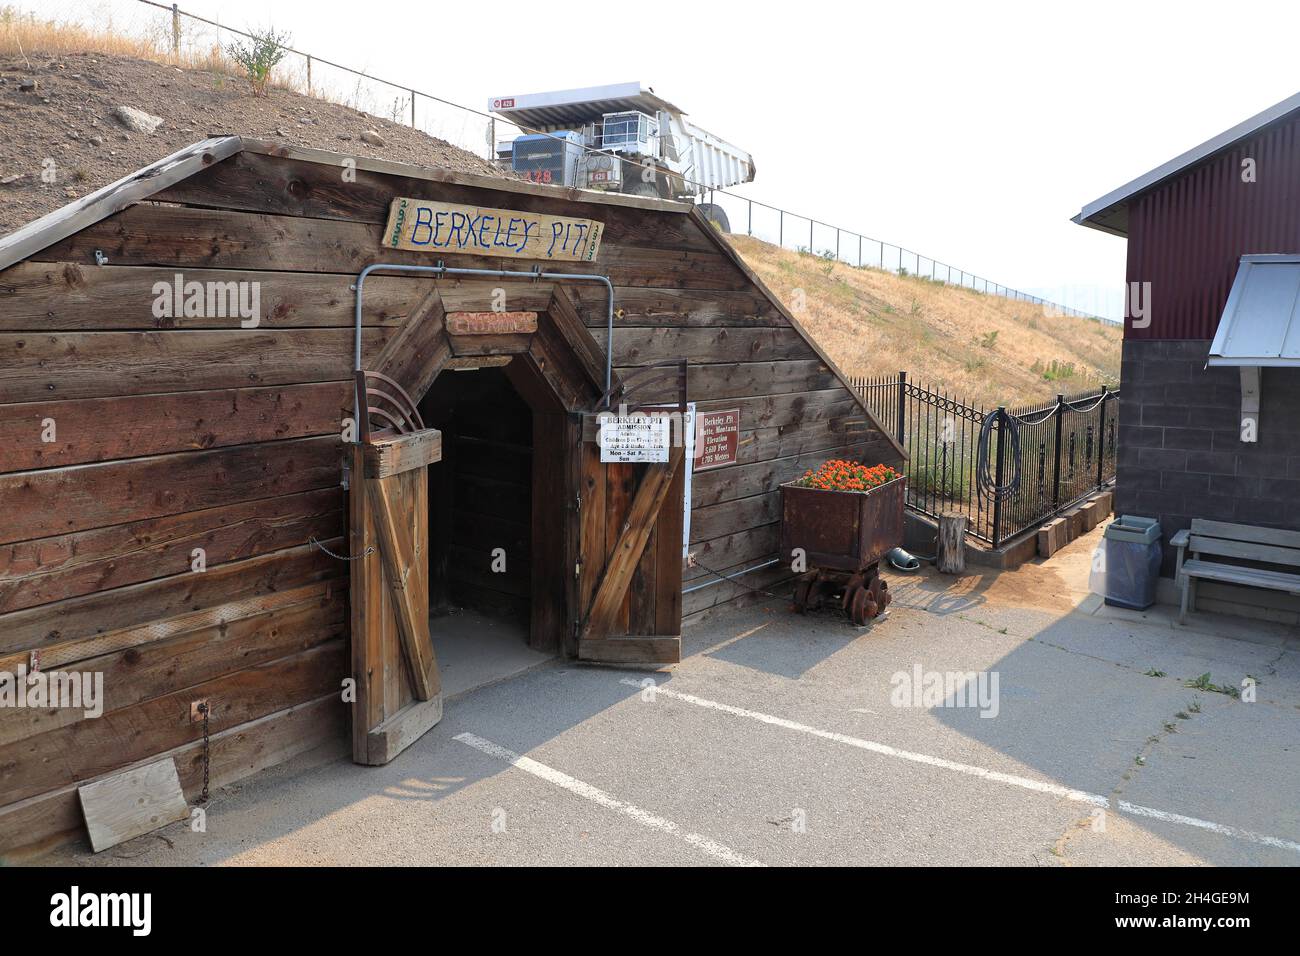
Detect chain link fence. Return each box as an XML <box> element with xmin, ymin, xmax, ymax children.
<box><xmin>10</xmin><ymin>0</ymin><xmax>1108</xmax><ymax>321</ymax></box>
<box><xmin>709</xmin><ymin>191</ymin><xmax>1102</xmax><ymax>319</ymax></box>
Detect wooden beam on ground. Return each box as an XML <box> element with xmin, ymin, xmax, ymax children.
<box><xmin>77</xmin><ymin>758</ymin><xmax>189</xmax><ymax>853</ymax></box>
<box><xmin>0</xmin><ymin>694</ymin><xmax>347</xmax><ymax>862</ymax></box>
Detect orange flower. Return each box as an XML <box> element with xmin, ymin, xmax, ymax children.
<box><xmin>794</xmin><ymin>458</ymin><xmax>899</xmax><ymax>493</ymax></box>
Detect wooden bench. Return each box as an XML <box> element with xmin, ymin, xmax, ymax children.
<box><xmin>1172</xmin><ymin>519</ymin><xmax>1300</xmax><ymax>624</ymax></box>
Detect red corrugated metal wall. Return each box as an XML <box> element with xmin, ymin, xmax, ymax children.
<box><xmin>1127</xmin><ymin>109</ymin><xmax>1300</xmax><ymax>339</ymax></box>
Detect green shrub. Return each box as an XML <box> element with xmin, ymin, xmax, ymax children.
<box><xmin>226</xmin><ymin>27</ymin><xmax>291</xmax><ymax>96</ymax></box>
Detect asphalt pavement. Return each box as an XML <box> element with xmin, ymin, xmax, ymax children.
<box><xmin>38</xmin><ymin>524</ymin><xmax>1300</xmax><ymax>867</ymax></box>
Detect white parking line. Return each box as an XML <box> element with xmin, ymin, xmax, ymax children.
<box><xmin>454</xmin><ymin>732</ymin><xmax>765</xmax><ymax>867</ymax></box>
<box><xmin>621</xmin><ymin>679</ymin><xmax>1300</xmax><ymax>857</ymax></box>
<box><xmin>1116</xmin><ymin>801</ymin><xmax>1300</xmax><ymax>855</ymax></box>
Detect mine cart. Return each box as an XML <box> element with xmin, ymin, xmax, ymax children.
<box><xmin>779</xmin><ymin>472</ymin><xmax>906</xmax><ymax>625</ymax></box>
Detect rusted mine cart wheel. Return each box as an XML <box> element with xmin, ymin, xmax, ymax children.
<box><xmin>793</xmin><ymin>576</ymin><xmax>813</xmax><ymax>614</ymax></box>
<box><xmin>794</xmin><ymin>572</ymin><xmax>834</xmax><ymax>613</ymax></box>
<box><xmin>850</xmin><ymin>586</ymin><xmax>873</xmax><ymax>626</ymax></box>
<box><xmin>807</xmin><ymin>576</ymin><xmax>834</xmax><ymax>612</ymax></box>
<box><xmin>866</xmin><ymin>573</ymin><xmax>885</xmax><ymax>618</ymax></box>
<box><xmin>794</xmin><ymin>567</ymin><xmax>888</xmax><ymax>624</ymax></box>
<box><xmin>840</xmin><ymin>572</ymin><xmax>865</xmax><ymax>611</ymax></box>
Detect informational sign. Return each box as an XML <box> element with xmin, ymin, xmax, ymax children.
<box><xmin>445</xmin><ymin>311</ymin><xmax>538</xmax><ymax>335</ymax></box>
<box><xmin>693</xmin><ymin>408</ymin><xmax>740</xmax><ymax>471</ymax></box>
<box><xmin>383</xmin><ymin>198</ymin><xmax>603</xmax><ymax>262</ymax></box>
<box><xmin>598</xmin><ymin>414</ymin><xmax>671</xmax><ymax>464</ymax></box>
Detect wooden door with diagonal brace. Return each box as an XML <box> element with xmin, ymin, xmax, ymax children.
<box><xmin>349</xmin><ymin>382</ymin><xmax>444</xmax><ymax>765</ymax></box>
<box><xmin>575</xmin><ymin>443</ymin><xmax>686</xmax><ymax>665</ymax></box>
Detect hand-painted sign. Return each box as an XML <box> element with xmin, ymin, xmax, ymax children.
<box><xmin>598</xmin><ymin>414</ymin><xmax>671</xmax><ymax>464</ymax></box>
<box><xmin>693</xmin><ymin>408</ymin><xmax>740</xmax><ymax>471</ymax></box>
<box><xmin>445</xmin><ymin>311</ymin><xmax>538</xmax><ymax>335</ymax></box>
<box><xmin>383</xmin><ymin>198</ymin><xmax>603</xmax><ymax>262</ymax></box>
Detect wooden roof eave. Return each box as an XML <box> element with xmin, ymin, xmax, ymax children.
<box><xmin>236</xmin><ymin>137</ymin><xmax>691</xmax><ymax>215</ymax></box>
<box><xmin>0</xmin><ymin>136</ymin><xmax>243</xmax><ymax>273</ymax></box>
<box><xmin>686</xmin><ymin>206</ymin><xmax>909</xmax><ymax>463</ymax></box>
<box><xmin>0</xmin><ymin>134</ymin><xmax>695</xmax><ymax>274</ymax></box>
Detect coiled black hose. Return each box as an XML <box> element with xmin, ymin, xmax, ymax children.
<box><xmin>976</xmin><ymin>392</ymin><xmax>1108</xmax><ymax>503</ymax></box>
<box><xmin>975</xmin><ymin>408</ymin><xmax>1020</xmax><ymax>502</ymax></box>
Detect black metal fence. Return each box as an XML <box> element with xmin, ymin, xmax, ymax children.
<box><xmin>853</xmin><ymin>372</ymin><xmax>1119</xmax><ymax>547</ymax></box>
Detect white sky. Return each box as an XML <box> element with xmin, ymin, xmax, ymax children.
<box><xmin>47</xmin><ymin>0</ymin><xmax>1300</xmax><ymax>319</ymax></box>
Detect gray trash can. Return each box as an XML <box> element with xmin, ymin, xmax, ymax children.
<box><xmin>1092</xmin><ymin>515</ymin><xmax>1162</xmax><ymax>610</ymax></box>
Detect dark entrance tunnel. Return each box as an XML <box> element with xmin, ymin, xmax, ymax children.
<box><xmin>419</xmin><ymin>366</ymin><xmax>533</xmax><ymax>637</ymax></box>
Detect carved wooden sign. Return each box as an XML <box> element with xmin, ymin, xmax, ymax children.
<box><xmin>383</xmin><ymin>198</ymin><xmax>603</xmax><ymax>262</ymax></box>
<box><xmin>445</xmin><ymin>311</ymin><xmax>539</xmax><ymax>335</ymax></box>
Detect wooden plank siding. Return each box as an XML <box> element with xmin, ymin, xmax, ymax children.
<box><xmin>0</xmin><ymin>141</ymin><xmax>899</xmax><ymax>857</ymax></box>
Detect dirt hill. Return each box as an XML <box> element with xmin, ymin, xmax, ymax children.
<box><xmin>1</xmin><ymin>20</ymin><xmax>1118</xmax><ymax>410</ymax></box>
<box><xmin>729</xmin><ymin>235</ymin><xmax>1121</xmax><ymax>408</ymax></box>
<box><xmin>0</xmin><ymin>48</ymin><xmax>503</xmax><ymax>236</ymax></box>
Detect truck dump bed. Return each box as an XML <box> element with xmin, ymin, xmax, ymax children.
<box><xmin>489</xmin><ymin>82</ymin><xmax>754</xmax><ymax>193</ymax></box>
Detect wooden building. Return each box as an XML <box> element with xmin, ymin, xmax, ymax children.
<box><xmin>0</xmin><ymin>137</ymin><xmax>901</xmax><ymax>857</ymax></box>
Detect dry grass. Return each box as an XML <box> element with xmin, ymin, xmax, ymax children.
<box><xmin>0</xmin><ymin>5</ymin><xmax>231</xmax><ymax>73</ymax></box>
<box><xmin>0</xmin><ymin>6</ymin><xmax>401</xmax><ymax>114</ymax></box>
<box><xmin>729</xmin><ymin>235</ymin><xmax>1121</xmax><ymax>408</ymax></box>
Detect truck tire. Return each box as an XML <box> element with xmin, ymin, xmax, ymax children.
<box><xmin>625</xmin><ymin>180</ymin><xmax>661</xmax><ymax>199</ymax></box>
<box><xmin>697</xmin><ymin>203</ymin><xmax>731</xmax><ymax>233</ymax></box>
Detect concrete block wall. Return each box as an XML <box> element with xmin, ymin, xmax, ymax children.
<box><xmin>1116</xmin><ymin>339</ymin><xmax>1300</xmax><ymax>576</ymax></box>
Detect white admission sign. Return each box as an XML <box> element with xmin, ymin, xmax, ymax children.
<box><xmin>598</xmin><ymin>414</ymin><xmax>671</xmax><ymax>464</ymax></box>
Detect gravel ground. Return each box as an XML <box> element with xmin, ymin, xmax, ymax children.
<box><xmin>0</xmin><ymin>50</ymin><xmax>505</xmax><ymax>235</ymax></box>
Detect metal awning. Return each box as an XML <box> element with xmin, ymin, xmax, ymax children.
<box><xmin>1073</xmin><ymin>89</ymin><xmax>1300</xmax><ymax>237</ymax></box>
<box><xmin>1209</xmin><ymin>255</ymin><xmax>1300</xmax><ymax>367</ymax></box>
<box><xmin>487</xmin><ymin>82</ymin><xmax>684</xmax><ymax>129</ymax></box>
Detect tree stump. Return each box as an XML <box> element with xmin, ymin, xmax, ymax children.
<box><xmin>937</xmin><ymin>513</ymin><xmax>968</xmax><ymax>574</ymax></box>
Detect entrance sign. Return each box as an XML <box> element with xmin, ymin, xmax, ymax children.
<box><xmin>383</xmin><ymin>198</ymin><xmax>604</xmax><ymax>262</ymax></box>
<box><xmin>693</xmin><ymin>408</ymin><xmax>740</xmax><ymax>471</ymax></box>
<box><xmin>598</xmin><ymin>414</ymin><xmax>671</xmax><ymax>463</ymax></box>
<box><xmin>446</xmin><ymin>311</ymin><xmax>538</xmax><ymax>335</ymax></box>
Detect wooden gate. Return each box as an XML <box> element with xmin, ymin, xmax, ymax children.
<box><xmin>575</xmin><ymin>442</ymin><xmax>686</xmax><ymax>665</ymax></box>
<box><xmin>349</xmin><ymin>372</ymin><xmax>444</xmax><ymax>765</ymax></box>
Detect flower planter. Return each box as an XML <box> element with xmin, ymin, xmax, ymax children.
<box><xmin>780</xmin><ymin>474</ymin><xmax>906</xmax><ymax>572</ymax></box>
<box><xmin>779</xmin><ymin>473</ymin><xmax>906</xmax><ymax>624</ymax></box>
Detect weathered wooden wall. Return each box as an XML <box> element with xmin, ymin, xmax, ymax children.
<box><xmin>0</xmin><ymin>142</ymin><xmax>898</xmax><ymax>856</ymax></box>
